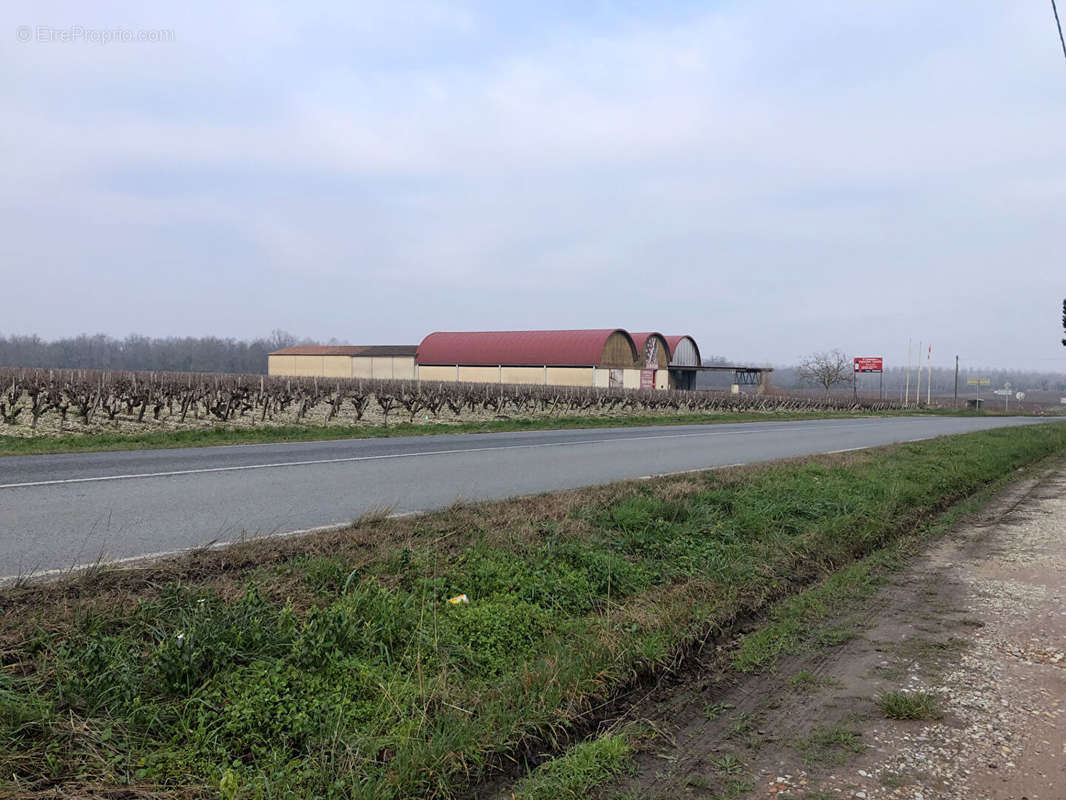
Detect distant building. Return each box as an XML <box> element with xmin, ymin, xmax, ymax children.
<box><xmin>267</xmin><ymin>345</ymin><xmax>417</xmax><ymax>379</ymax></box>
<box><xmin>416</xmin><ymin>329</ymin><xmax>647</xmax><ymax>388</ymax></box>
<box><xmin>267</xmin><ymin>329</ymin><xmax>762</xmax><ymax>391</ymax></box>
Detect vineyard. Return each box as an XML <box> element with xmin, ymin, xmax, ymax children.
<box><xmin>0</xmin><ymin>366</ymin><xmax>902</xmax><ymax>437</ymax></box>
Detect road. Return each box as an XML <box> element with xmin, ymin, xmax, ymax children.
<box><xmin>0</xmin><ymin>416</ymin><xmax>1054</xmax><ymax>577</ymax></box>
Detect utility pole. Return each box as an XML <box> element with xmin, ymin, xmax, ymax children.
<box><xmin>926</xmin><ymin>345</ymin><xmax>932</xmax><ymax>406</ymax></box>
<box><xmin>953</xmin><ymin>355</ymin><xmax>959</xmax><ymax>408</ymax></box>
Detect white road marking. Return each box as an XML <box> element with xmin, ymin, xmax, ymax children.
<box><xmin>0</xmin><ymin>421</ymin><xmax>891</xmax><ymax>490</ymax></box>
<box><xmin>0</xmin><ymin>419</ymin><xmax>1043</xmax><ymax>584</ymax></box>
<box><xmin>638</xmin><ymin>462</ymin><xmax>747</xmax><ymax>480</ymax></box>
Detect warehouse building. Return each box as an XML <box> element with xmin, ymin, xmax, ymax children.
<box><xmin>267</xmin><ymin>330</ymin><xmax>737</xmax><ymax>391</ymax></box>
<box><xmin>268</xmin><ymin>345</ymin><xmax>417</xmax><ymax>379</ymax></box>
<box><xmin>415</xmin><ymin>329</ymin><xmax>643</xmax><ymax>387</ymax></box>
<box><xmin>665</xmin><ymin>335</ymin><xmax>702</xmax><ymax>390</ymax></box>
<box><xmin>629</xmin><ymin>332</ymin><xmax>672</xmax><ymax>389</ymax></box>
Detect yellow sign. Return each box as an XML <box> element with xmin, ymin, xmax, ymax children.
<box><xmin>966</xmin><ymin>378</ymin><xmax>990</xmax><ymax>386</ymax></box>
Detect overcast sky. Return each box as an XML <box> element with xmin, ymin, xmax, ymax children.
<box><xmin>4</xmin><ymin>1</ymin><xmax>1065</xmax><ymax>370</ymax></box>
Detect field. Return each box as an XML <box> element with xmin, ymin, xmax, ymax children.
<box><xmin>3</xmin><ymin>422</ymin><xmax>1064</xmax><ymax>799</ymax></box>
<box><xmin>0</xmin><ymin>367</ymin><xmax>901</xmax><ymax>441</ymax></box>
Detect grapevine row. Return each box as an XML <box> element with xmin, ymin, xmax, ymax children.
<box><xmin>0</xmin><ymin>367</ymin><xmax>902</xmax><ymax>431</ymax></box>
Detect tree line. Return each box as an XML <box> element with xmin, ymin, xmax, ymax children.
<box><xmin>0</xmin><ymin>331</ymin><xmax>318</xmax><ymax>375</ymax></box>
<box><xmin>2</xmin><ymin>333</ymin><xmax>1062</xmax><ymax>393</ymax></box>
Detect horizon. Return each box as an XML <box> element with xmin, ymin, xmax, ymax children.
<box><xmin>2</xmin><ymin>328</ymin><xmax>1064</xmax><ymax>377</ymax></box>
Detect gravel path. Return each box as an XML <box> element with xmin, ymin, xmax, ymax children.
<box><xmin>609</xmin><ymin>462</ymin><xmax>1066</xmax><ymax>800</ymax></box>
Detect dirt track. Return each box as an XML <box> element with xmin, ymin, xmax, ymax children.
<box><xmin>607</xmin><ymin>463</ymin><xmax>1066</xmax><ymax>800</ymax></box>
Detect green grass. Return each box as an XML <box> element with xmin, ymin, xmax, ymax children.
<box><xmin>1</xmin><ymin>423</ymin><xmax>1064</xmax><ymax>799</ymax></box>
<box><xmin>876</xmin><ymin>690</ymin><xmax>944</xmax><ymax>720</ymax></box>
<box><xmin>710</xmin><ymin>753</ymin><xmax>745</xmax><ymax>775</ymax></box>
<box><xmin>728</xmin><ymin>442</ymin><xmax>1045</xmax><ymax>676</ymax></box>
<box><xmin>795</xmin><ymin>723</ymin><xmax>865</xmax><ymax>766</ymax></box>
<box><xmin>0</xmin><ymin>408</ymin><xmax>956</xmax><ymax>457</ymax></box>
<box><xmin>731</xmin><ymin>558</ymin><xmax>886</xmax><ymax>673</ymax></box>
<box><xmin>712</xmin><ymin>777</ymin><xmax>755</xmax><ymax>799</ymax></box>
<box><xmin>702</xmin><ymin>701</ymin><xmax>733</xmax><ymax>720</ymax></box>
<box><xmin>511</xmin><ymin>732</ymin><xmax>635</xmax><ymax>800</ymax></box>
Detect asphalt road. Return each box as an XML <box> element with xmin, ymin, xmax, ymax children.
<box><xmin>0</xmin><ymin>415</ymin><xmax>1054</xmax><ymax>578</ymax></box>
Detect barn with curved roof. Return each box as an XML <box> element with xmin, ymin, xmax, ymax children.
<box><xmin>628</xmin><ymin>332</ymin><xmax>672</xmax><ymax>389</ymax></box>
<box><xmin>664</xmin><ymin>335</ymin><xmax>702</xmax><ymax>389</ymax></box>
<box><xmin>268</xmin><ymin>329</ymin><xmax>717</xmax><ymax>391</ymax></box>
<box><xmin>416</xmin><ymin>329</ymin><xmax>641</xmax><ymax>387</ymax></box>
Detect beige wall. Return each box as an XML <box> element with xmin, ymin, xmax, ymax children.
<box><xmin>416</xmin><ymin>364</ymin><xmax>597</xmax><ymax>387</ymax></box>
<box><xmin>269</xmin><ymin>355</ymin><xmax>417</xmax><ymax>380</ymax></box>
<box><xmin>545</xmin><ymin>367</ymin><xmax>594</xmax><ymax>386</ymax></box>
<box><xmin>500</xmin><ymin>366</ymin><xmax>545</xmax><ymax>385</ymax></box>
<box><xmin>351</xmin><ymin>358</ymin><xmax>373</xmax><ymax>379</ymax></box>
<box><xmin>268</xmin><ymin>354</ymin><xmax>351</xmax><ymax>377</ymax></box>
<box><xmin>321</xmin><ymin>356</ymin><xmax>352</xmax><ymax>378</ymax></box>
<box><xmin>352</xmin><ymin>356</ymin><xmax>416</xmax><ymax>379</ymax></box>
<box><xmin>268</xmin><ymin>355</ymin><xmax>296</xmax><ymax>376</ymax></box>
<box><xmin>458</xmin><ymin>366</ymin><xmax>502</xmax><ymax>384</ymax></box>
<box><xmin>381</xmin><ymin>356</ymin><xmax>416</xmax><ymax>379</ymax></box>
<box><xmin>270</xmin><ymin>355</ymin><xmax>669</xmax><ymax>390</ymax></box>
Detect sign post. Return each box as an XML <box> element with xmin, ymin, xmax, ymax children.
<box><xmin>853</xmin><ymin>357</ymin><xmax>884</xmax><ymax>401</ymax></box>
<box><xmin>992</xmin><ymin>383</ymin><xmax>1013</xmax><ymax>412</ymax></box>
<box><xmin>967</xmin><ymin>377</ymin><xmax>990</xmax><ymax>411</ymax></box>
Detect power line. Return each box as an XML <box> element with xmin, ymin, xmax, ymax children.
<box><xmin>1053</xmin><ymin>0</ymin><xmax>1066</xmax><ymax>64</ymax></box>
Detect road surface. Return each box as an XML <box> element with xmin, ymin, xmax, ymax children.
<box><xmin>0</xmin><ymin>416</ymin><xmax>1055</xmax><ymax>577</ymax></box>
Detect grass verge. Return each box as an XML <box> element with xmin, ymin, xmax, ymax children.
<box><xmin>0</xmin><ymin>408</ymin><xmax>957</xmax><ymax>457</ymax></box>
<box><xmin>1</xmin><ymin>423</ymin><xmax>1063</xmax><ymax>799</ymax></box>
<box><xmin>509</xmin><ymin>729</ymin><xmax>637</xmax><ymax>800</ymax></box>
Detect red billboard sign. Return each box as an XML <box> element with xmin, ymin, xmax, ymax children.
<box><xmin>640</xmin><ymin>369</ymin><xmax>656</xmax><ymax>389</ymax></box>
<box><xmin>853</xmin><ymin>357</ymin><xmax>883</xmax><ymax>373</ymax></box>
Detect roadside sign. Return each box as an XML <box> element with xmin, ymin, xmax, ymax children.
<box><xmin>966</xmin><ymin>378</ymin><xmax>991</xmax><ymax>386</ymax></box>
<box><xmin>993</xmin><ymin>389</ymin><xmax>1011</xmax><ymax>396</ymax></box>
<box><xmin>639</xmin><ymin>369</ymin><xmax>655</xmax><ymax>390</ymax></box>
<box><xmin>853</xmin><ymin>357</ymin><xmax>883</xmax><ymax>373</ymax></box>
<box><xmin>1015</xmin><ymin>392</ymin><xmax>1025</xmax><ymax>401</ymax></box>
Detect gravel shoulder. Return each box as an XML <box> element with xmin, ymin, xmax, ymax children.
<box><xmin>607</xmin><ymin>462</ymin><xmax>1066</xmax><ymax>800</ymax></box>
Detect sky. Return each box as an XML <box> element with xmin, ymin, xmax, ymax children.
<box><xmin>3</xmin><ymin>1</ymin><xmax>1065</xmax><ymax>371</ymax></box>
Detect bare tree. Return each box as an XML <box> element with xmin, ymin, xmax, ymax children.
<box><xmin>798</xmin><ymin>350</ymin><xmax>853</xmax><ymax>400</ymax></box>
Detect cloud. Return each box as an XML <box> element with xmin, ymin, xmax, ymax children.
<box><xmin>2</xmin><ymin>0</ymin><xmax>1064</xmax><ymax>369</ymax></box>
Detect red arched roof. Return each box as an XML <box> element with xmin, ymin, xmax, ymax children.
<box><xmin>664</xmin><ymin>335</ymin><xmax>701</xmax><ymax>365</ymax></box>
<box><xmin>417</xmin><ymin>330</ymin><xmax>635</xmax><ymax>367</ymax></box>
